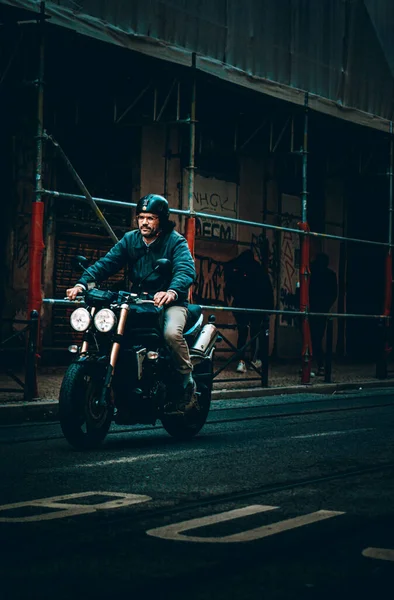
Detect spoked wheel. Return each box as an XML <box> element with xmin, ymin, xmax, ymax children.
<box><xmin>59</xmin><ymin>362</ymin><xmax>113</xmax><ymax>450</ymax></box>
<box><xmin>161</xmin><ymin>382</ymin><xmax>211</xmax><ymax>440</ymax></box>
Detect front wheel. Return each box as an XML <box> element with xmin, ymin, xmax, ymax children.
<box><xmin>59</xmin><ymin>362</ymin><xmax>113</xmax><ymax>450</ymax></box>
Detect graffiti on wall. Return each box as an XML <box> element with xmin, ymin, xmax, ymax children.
<box><xmin>188</xmin><ymin>173</ymin><xmax>238</xmax><ymax>241</ymax></box>
<box><xmin>193</xmin><ymin>231</ymin><xmax>278</xmax><ymax>306</ymax></box>
<box><xmin>15</xmin><ymin>216</ymin><xmax>29</xmax><ymax>269</ymax></box>
<box><xmin>195</xmin><ymin>216</ymin><xmax>233</xmax><ymax>241</ymax></box>
<box><xmin>193</xmin><ymin>255</ymin><xmax>226</xmax><ymax>304</ymax></box>
<box><xmin>279</xmin><ymin>195</ymin><xmax>301</xmax><ymax>326</ymax></box>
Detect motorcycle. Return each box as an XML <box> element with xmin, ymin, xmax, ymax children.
<box><xmin>59</xmin><ymin>256</ymin><xmax>218</xmax><ymax>450</ymax></box>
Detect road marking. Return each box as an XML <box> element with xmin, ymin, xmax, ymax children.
<box><xmin>291</xmin><ymin>429</ymin><xmax>373</xmax><ymax>440</ymax></box>
<box><xmin>362</xmin><ymin>547</ymin><xmax>394</xmax><ymax>562</ymax></box>
<box><xmin>35</xmin><ymin>453</ymin><xmax>165</xmax><ymax>473</ymax></box>
<box><xmin>0</xmin><ymin>491</ymin><xmax>151</xmax><ymax>523</ymax></box>
<box><xmin>147</xmin><ymin>505</ymin><xmax>345</xmax><ymax>543</ymax></box>
<box><xmin>70</xmin><ymin>453</ymin><xmax>165</xmax><ymax>469</ymax></box>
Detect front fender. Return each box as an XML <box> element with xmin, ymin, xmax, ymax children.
<box><xmin>74</xmin><ymin>354</ymin><xmax>108</xmax><ymax>377</ymax></box>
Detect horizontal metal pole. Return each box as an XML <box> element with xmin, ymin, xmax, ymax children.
<box><xmin>217</xmin><ymin>378</ymin><xmax>262</xmax><ymax>383</ymax></box>
<box><xmin>43</xmin><ymin>190</ymin><xmax>135</xmax><ymax>210</ymax></box>
<box><xmin>43</xmin><ymin>188</ymin><xmax>391</xmax><ymax>248</ymax></box>
<box><xmin>43</xmin><ymin>298</ymin><xmax>86</xmax><ymax>306</ymax></box>
<box><xmin>200</xmin><ymin>305</ymin><xmax>390</xmax><ymax>320</ymax></box>
<box><xmin>193</xmin><ymin>211</ymin><xmax>391</xmax><ymax>248</ymax></box>
<box><xmin>43</xmin><ymin>298</ymin><xmax>389</xmax><ymax>319</ymax></box>
<box><xmin>1</xmin><ymin>318</ymin><xmax>30</xmax><ymax>324</ymax></box>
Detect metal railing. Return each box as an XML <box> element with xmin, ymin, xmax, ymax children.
<box><xmin>0</xmin><ymin>311</ymin><xmax>39</xmax><ymax>401</ymax></box>
<box><xmin>199</xmin><ymin>305</ymin><xmax>391</xmax><ymax>386</ymax></box>
<box><xmin>43</xmin><ymin>298</ymin><xmax>391</xmax><ymax>387</ymax></box>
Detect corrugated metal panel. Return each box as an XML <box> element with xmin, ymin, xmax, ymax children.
<box><xmin>2</xmin><ymin>0</ymin><xmax>394</xmax><ymax>128</ymax></box>
<box><xmin>365</xmin><ymin>0</ymin><xmax>394</xmax><ymax>77</ymax></box>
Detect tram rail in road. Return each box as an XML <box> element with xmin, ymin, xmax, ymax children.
<box><xmin>1</xmin><ymin>390</ymin><xmax>394</xmax><ymax>444</ymax></box>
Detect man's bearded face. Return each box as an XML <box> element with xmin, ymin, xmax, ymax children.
<box><xmin>137</xmin><ymin>212</ymin><xmax>160</xmax><ymax>239</ymax></box>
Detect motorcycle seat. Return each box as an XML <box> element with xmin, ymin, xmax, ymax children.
<box><xmin>184</xmin><ymin>304</ymin><xmax>203</xmax><ymax>336</ymax></box>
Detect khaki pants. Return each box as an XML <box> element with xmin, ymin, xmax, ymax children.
<box><xmin>162</xmin><ymin>305</ymin><xmax>193</xmax><ymax>374</ymax></box>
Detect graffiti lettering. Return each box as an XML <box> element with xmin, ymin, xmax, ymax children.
<box><xmin>194</xmin><ymin>255</ymin><xmax>226</xmax><ymax>304</ymax></box>
<box><xmin>193</xmin><ymin>192</ymin><xmax>236</xmax><ymax>215</ymax></box>
<box><xmin>196</xmin><ymin>218</ymin><xmax>233</xmax><ymax>240</ymax></box>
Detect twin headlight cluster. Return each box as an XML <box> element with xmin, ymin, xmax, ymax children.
<box><xmin>70</xmin><ymin>307</ymin><xmax>117</xmax><ymax>333</ymax></box>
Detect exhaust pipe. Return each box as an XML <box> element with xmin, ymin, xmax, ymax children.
<box><xmin>191</xmin><ymin>323</ymin><xmax>218</xmax><ymax>358</ymax></box>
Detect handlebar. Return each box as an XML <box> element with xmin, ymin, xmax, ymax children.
<box><xmin>63</xmin><ymin>296</ymin><xmax>84</xmax><ymax>302</ymax></box>
<box><xmin>63</xmin><ymin>292</ymin><xmax>156</xmax><ymax>306</ymax></box>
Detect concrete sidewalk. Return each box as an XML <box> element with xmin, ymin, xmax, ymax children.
<box><xmin>1</xmin><ymin>358</ymin><xmax>394</xmax><ymax>424</ymax></box>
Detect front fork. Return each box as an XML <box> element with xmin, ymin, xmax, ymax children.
<box><xmin>96</xmin><ymin>304</ymin><xmax>129</xmax><ymax>407</ymax></box>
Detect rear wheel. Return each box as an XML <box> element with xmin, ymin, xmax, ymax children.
<box><xmin>161</xmin><ymin>381</ymin><xmax>211</xmax><ymax>440</ymax></box>
<box><xmin>59</xmin><ymin>362</ymin><xmax>113</xmax><ymax>450</ymax></box>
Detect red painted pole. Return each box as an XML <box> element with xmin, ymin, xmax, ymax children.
<box><xmin>298</xmin><ymin>221</ymin><xmax>312</xmax><ymax>383</ymax></box>
<box><xmin>185</xmin><ymin>217</ymin><xmax>196</xmax><ymax>303</ymax></box>
<box><xmin>185</xmin><ymin>216</ymin><xmax>196</xmax><ymax>259</ymax></box>
<box><xmin>27</xmin><ymin>202</ymin><xmax>45</xmax><ymax>318</ymax></box>
<box><xmin>26</xmin><ymin>1</ymin><xmax>46</xmax><ymax>398</ymax></box>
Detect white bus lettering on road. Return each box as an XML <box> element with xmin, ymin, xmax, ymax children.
<box><xmin>0</xmin><ymin>491</ymin><xmax>151</xmax><ymax>523</ymax></box>
<box><xmin>147</xmin><ymin>505</ymin><xmax>345</xmax><ymax>543</ymax></box>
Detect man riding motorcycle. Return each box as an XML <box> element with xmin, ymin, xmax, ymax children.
<box><xmin>66</xmin><ymin>194</ymin><xmax>196</xmax><ymax>408</ymax></box>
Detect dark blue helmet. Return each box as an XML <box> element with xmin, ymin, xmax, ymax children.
<box><xmin>136</xmin><ymin>194</ymin><xmax>170</xmax><ymax>223</ymax></box>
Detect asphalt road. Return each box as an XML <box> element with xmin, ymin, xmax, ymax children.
<box><xmin>0</xmin><ymin>390</ymin><xmax>393</xmax><ymax>600</ymax></box>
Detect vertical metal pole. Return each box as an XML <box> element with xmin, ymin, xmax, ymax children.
<box><xmin>27</xmin><ymin>2</ymin><xmax>46</xmax><ymax>401</ymax></box>
<box><xmin>35</xmin><ymin>2</ymin><xmax>45</xmax><ymax>207</ymax></box>
<box><xmin>24</xmin><ymin>310</ymin><xmax>39</xmax><ymax>401</ymax></box>
<box><xmin>301</xmin><ymin>93</ymin><xmax>309</xmax><ymax>223</ymax></box>
<box><xmin>185</xmin><ymin>54</ymin><xmax>197</xmax><ymax>261</ymax></box>
<box><xmin>176</xmin><ymin>80</ymin><xmax>181</xmax><ymax>122</ymax></box>
<box><xmin>164</xmin><ymin>125</ymin><xmax>170</xmax><ymax>198</ymax></box>
<box><xmin>376</xmin><ymin>318</ymin><xmax>388</xmax><ymax>379</ymax></box>
<box><xmin>153</xmin><ymin>86</ymin><xmax>157</xmax><ymax>121</ymax></box>
<box><xmin>260</xmin><ymin>318</ymin><xmax>269</xmax><ymax>387</ymax></box>
<box><xmin>389</xmin><ymin>122</ymin><xmax>393</xmax><ymax>249</ymax></box>
<box><xmin>324</xmin><ymin>318</ymin><xmax>333</xmax><ymax>383</ymax></box>
<box><xmin>28</xmin><ymin>0</ymin><xmax>46</xmax><ymax>317</ymax></box>
<box><xmin>299</xmin><ymin>93</ymin><xmax>312</xmax><ymax>384</ymax></box>
<box><xmin>378</xmin><ymin>121</ymin><xmax>394</xmax><ymax>379</ymax></box>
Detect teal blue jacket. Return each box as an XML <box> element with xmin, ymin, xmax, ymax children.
<box><xmin>77</xmin><ymin>227</ymin><xmax>196</xmax><ymax>304</ymax></box>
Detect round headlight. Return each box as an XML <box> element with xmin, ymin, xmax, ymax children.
<box><xmin>70</xmin><ymin>307</ymin><xmax>91</xmax><ymax>332</ymax></box>
<box><xmin>94</xmin><ymin>308</ymin><xmax>117</xmax><ymax>333</ymax></box>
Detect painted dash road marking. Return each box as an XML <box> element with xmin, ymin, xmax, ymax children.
<box><xmin>362</xmin><ymin>547</ymin><xmax>394</xmax><ymax>562</ymax></box>
<box><xmin>35</xmin><ymin>453</ymin><xmax>165</xmax><ymax>473</ymax></box>
<box><xmin>291</xmin><ymin>428</ymin><xmax>373</xmax><ymax>440</ymax></box>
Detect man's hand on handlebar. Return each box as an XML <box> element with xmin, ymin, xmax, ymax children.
<box><xmin>66</xmin><ymin>285</ymin><xmax>85</xmax><ymax>301</ymax></box>
<box><xmin>153</xmin><ymin>290</ymin><xmax>176</xmax><ymax>307</ymax></box>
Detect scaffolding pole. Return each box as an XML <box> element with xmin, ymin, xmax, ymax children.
<box><xmin>377</xmin><ymin>121</ymin><xmax>394</xmax><ymax>378</ymax></box>
<box><xmin>45</xmin><ymin>134</ymin><xmax>119</xmax><ymax>244</ymax></box>
<box><xmin>385</xmin><ymin>120</ymin><xmax>393</xmax><ymax>312</ymax></box>
<box><xmin>299</xmin><ymin>93</ymin><xmax>312</xmax><ymax>384</ymax></box>
<box><xmin>185</xmin><ymin>54</ymin><xmax>197</xmax><ymax>262</ymax></box>
<box><xmin>28</xmin><ymin>1</ymin><xmax>46</xmax><ymax>320</ymax></box>
<box><xmin>27</xmin><ymin>1</ymin><xmax>46</xmax><ymax>399</ymax></box>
